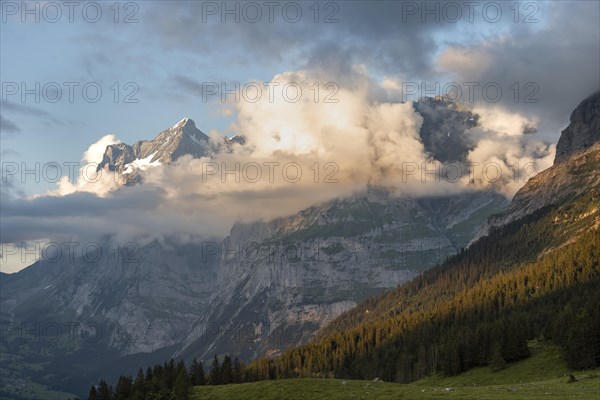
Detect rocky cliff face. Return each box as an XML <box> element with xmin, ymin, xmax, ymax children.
<box><xmin>176</xmin><ymin>188</ymin><xmax>506</xmax><ymax>360</ymax></box>
<box><xmin>554</xmin><ymin>90</ymin><xmax>600</xmax><ymax>163</ymax></box>
<box><xmin>0</xmin><ymin>239</ymin><xmax>220</xmax><ymax>394</ymax></box>
<box><xmin>0</xmin><ymin>240</ymin><xmax>219</xmax><ymax>350</ymax></box>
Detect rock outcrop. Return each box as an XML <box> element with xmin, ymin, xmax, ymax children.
<box><xmin>555</xmin><ymin>90</ymin><xmax>600</xmax><ymax>163</ymax></box>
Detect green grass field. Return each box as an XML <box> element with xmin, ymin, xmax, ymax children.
<box><xmin>191</xmin><ymin>342</ymin><xmax>600</xmax><ymax>400</ymax></box>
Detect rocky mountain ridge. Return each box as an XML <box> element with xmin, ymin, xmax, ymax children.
<box><xmin>479</xmin><ymin>90</ymin><xmax>600</xmax><ymax>236</ymax></box>
<box><xmin>96</xmin><ymin>118</ymin><xmax>243</xmax><ymax>185</ymax></box>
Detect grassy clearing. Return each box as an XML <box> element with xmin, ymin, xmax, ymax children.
<box><xmin>191</xmin><ymin>342</ymin><xmax>600</xmax><ymax>400</ymax></box>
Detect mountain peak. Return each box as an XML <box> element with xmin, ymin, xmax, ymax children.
<box><xmin>97</xmin><ymin>117</ymin><xmax>211</xmax><ymax>181</ymax></box>
<box><xmin>173</xmin><ymin>117</ymin><xmax>195</xmax><ymax>128</ymax></box>
<box><xmin>172</xmin><ymin>117</ymin><xmax>195</xmax><ymax>131</ymax></box>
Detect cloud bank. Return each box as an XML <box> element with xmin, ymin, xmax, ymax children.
<box><xmin>1</xmin><ymin>68</ymin><xmax>555</xmax><ymax>264</ymax></box>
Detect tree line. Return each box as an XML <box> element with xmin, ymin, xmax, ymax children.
<box><xmin>87</xmin><ymin>354</ymin><xmax>246</xmax><ymax>400</ymax></box>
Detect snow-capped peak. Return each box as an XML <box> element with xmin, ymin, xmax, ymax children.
<box><xmin>172</xmin><ymin>117</ymin><xmax>193</xmax><ymax>130</ymax></box>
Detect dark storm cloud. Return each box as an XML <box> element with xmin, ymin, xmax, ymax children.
<box><xmin>0</xmin><ymin>179</ymin><xmax>347</xmax><ymax>245</ymax></box>
<box><xmin>137</xmin><ymin>1</ymin><xmax>599</xmax><ymax>111</ymax></box>
<box><xmin>438</xmin><ymin>1</ymin><xmax>600</xmax><ymax>136</ymax></box>
<box><xmin>1</xmin><ymin>189</ymin><xmax>162</xmax><ymax>218</ymax></box>
<box><xmin>413</xmin><ymin>99</ymin><xmax>478</xmax><ymax>163</ymax></box>
<box><xmin>0</xmin><ymin>186</ymin><xmax>164</xmax><ymax>243</ymax></box>
<box><xmin>308</xmin><ymin>2</ymin><xmax>442</xmax><ymax>76</ymax></box>
<box><xmin>140</xmin><ymin>1</ymin><xmax>457</xmax><ymax>79</ymax></box>
<box><xmin>52</xmin><ymin>1</ymin><xmax>597</xmax><ymax>117</ymax></box>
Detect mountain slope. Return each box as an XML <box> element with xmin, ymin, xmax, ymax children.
<box><xmin>246</xmin><ymin>205</ymin><xmax>599</xmax><ymax>382</ymax></box>
<box><xmin>0</xmin><ymin>240</ymin><xmax>220</xmax><ymax>396</ymax></box>
<box><xmin>176</xmin><ymin>188</ymin><xmax>506</xmax><ymax>361</ymax></box>
<box><xmin>0</xmin><ymin>189</ymin><xmax>505</xmax><ymax>398</ymax></box>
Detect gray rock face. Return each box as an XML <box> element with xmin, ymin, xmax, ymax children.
<box><xmin>554</xmin><ymin>90</ymin><xmax>600</xmax><ymax>163</ymax></box>
<box><xmin>413</xmin><ymin>97</ymin><xmax>478</xmax><ymax>163</ymax></box>
<box><xmin>176</xmin><ymin>188</ymin><xmax>507</xmax><ymax>361</ymax></box>
<box><xmin>0</xmin><ymin>240</ymin><xmax>219</xmax><ymax>352</ymax></box>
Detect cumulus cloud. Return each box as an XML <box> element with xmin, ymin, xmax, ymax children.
<box><xmin>471</xmin><ymin>106</ymin><xmax>539</xmax><ymax>137</ymax></box>
<box><xmin>465</xmin><ymin>135</ymin><xmax>555</xmax><ymax>196</ymax></box>
<box><xmin>0</xmin><ymin>68</ymin><xmax>558</xmax><ymax>256</ymax></box>
<box><xmin>2</xmin><ymin>1</ymin><xmax>596</xmax><ymax>275</ymax></box>
<box><xmin>45</xmin><ymin>134</ymin><xmax>122</xmax><ymax>198</ymax></box>
<box><xmin>83</xmin><ymin>134</ymin><xmax>120</xmax><ymax>165</ymax></box>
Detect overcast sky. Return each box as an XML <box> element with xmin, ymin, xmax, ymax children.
<box><xmin>1</xmin><ymin>1</ymin><xmax>599</xmax><ymax>272</ymax></box>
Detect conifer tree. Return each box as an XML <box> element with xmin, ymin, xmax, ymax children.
<box><xmin>209</xmin><ymin>354</ymin><xmax>222</xmax><ymax>385</ymax></box>
<box><xmin>190</xmin><ymin>358</ymin><xmax>206</xmax><ymax>386</ymax></box>
<box><xmin>87</xmin><ymin>386</ymin><xmax>97</xmax><ymax>400</ymax></box>
<box><xmin>97</xmin><ymin>380</ymin><xmax>112</xmax><ymax>400</ymax></box>
<box><xmin>232</xmin><ymin>357</ymin><xmax>244</xmax><ymax>383</ymax></box>
<box><xmin>489</xmin><ymin>343</ymin><xmax>506</xmax><ymax>371</ymax></box>
<box><xmin>173</xmin><ymin>367</ymin><xmax>190</xmax><ymax>400</ymax></box>
<box><xmin>221</xmin><ymin>355</ymin><xmax>233</xmax><ymax>384</ymax></box>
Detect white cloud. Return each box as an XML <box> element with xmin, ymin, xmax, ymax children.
<box><xmin>465</xmin><ymin>133</ymin><xmax>555</xmax><ymax>197</ymax></box>
<box><xmin>83</xmin><ymin>134</ymin><xmax>120</xmax><ymax>164</ymax></box>
<box><xmin>472</xmin><ymin>106</ymin><xmax>539</xmax><ymax>137</ymax></box>
<box><xmin>8</xmin><ymin>69</ymin><xmax>559</xmax><ymax>251</ymax></box>
<box><xmin>44</xmin><ymin>134</ymin><xmax>122</xmax><ymax>198</ymax></box>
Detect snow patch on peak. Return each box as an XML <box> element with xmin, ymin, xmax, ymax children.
<box><xmin>122</xmin><ymin>152</ymin><xmax>162</xmax><ymax>174</ymax></box>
